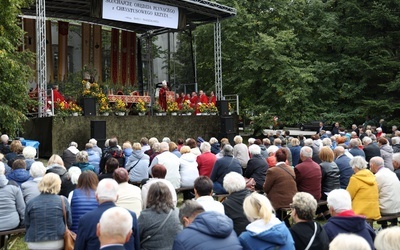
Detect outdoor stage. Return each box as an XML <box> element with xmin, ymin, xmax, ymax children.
<box><xmin>22</xmin><ymin>114</ymin><xmax>238</xmax><ymax>158</ymax></box>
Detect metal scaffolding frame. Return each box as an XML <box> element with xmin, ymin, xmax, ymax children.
<box><xmin>36</xmin><ymin>0</ymin><xmax>47</xmax><ymax>117</ymax></box>
<box><xmin>214</xmin><ymin>19</ymin><xmax>223</xmax><ymax>100</ymax></box>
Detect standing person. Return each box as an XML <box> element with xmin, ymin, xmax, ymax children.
<box><xmin>209</xmin><ymin>91</ymin><xmax>216</xmax><ymax>105</ymax></box>
<box><xmin>97</xmin><ymin>207</ymin><xmax>133</xmax><ymax>250</ymax></box>
<box><xmin>238</xmin><ymin>192</ymin><xmax>295</xmax><ymax>250</ymax></box>
<box><xmin>51</xmin><ymin>84</ymin><xmax>65</xmax><ymax>103</ymax></box>
<box><xmin>158</xmin><ymin>80</ymin><xmax>168</xmax><ymax>111</ymax></box>
<box><xmin>75</xmin><ymin>179</ymin><xmax>140</xmax><ymax>250</ymax></box>
<box><xmin>199</xmin><ymin>90</ymin><xmax>208</xmax><ymax>104</ymax></box>
<box><xmin>289</xmin><ymin>192</ymin><xmax>329</xmax><ymax>250</ymax></box>
<box><xmin>25</xmin><ymin>173</ymin><xmax>71</xmax><ymax>250</ymax></box>
<box><xmin>138</xmin><ymin>182</ymin><xmax>182</xmax><ymax>250</ymax></box>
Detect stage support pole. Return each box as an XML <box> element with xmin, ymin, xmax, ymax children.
<box><xmin>214</xmin><ymin>18</ymin><xmax>223</xmax><ymax>100</ymax></box>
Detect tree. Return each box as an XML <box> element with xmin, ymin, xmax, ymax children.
<box><xmin>0</xmin><ymin>0</ymin><xmax>34</xmax><ymax>136</ymax></box>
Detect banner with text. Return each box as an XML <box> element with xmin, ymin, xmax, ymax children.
<box><xmin>103</xmin><ymin>0</ymin><xmax>179</xmax><ymax>29</ymax></box>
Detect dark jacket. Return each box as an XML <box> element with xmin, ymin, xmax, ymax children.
<box><xmin>25</xmin><ymin>194</ymin><xmax>72</xmax><ymax>242</ymax></box>
<box><xmin>363</xmin><ymin>143</ymin><xmax>381</xmax><ymax>163</ymax></box>
<box><xmin>223</xmin><ymin>189</ymin><xmax>251</xmax><ymax>236</ymax></box>
<box><xmin>320</xmin><ymin>161</ymin><xmax>340</xmax><ymax>197</ymax></box>
<box><xmin>211</xmin><ymin>142</ymin><xmax>220</xmax><ymax>155</ymax></box>
<box><xmin>334</xmin><ymin>155</ymin><xmax>354</xmax><ymax>189</ymax></box>
<box><xmin>290</xmin><ymin>221</ymin><xmax>329</xmax><ymax>250</ymax></box>
<box><xmin>290</xmin><ymin>146</ymin><xmax>301</xmax><ymax>166</ymax></box>
<box><xmin>0</xmin><ymin>143</ymin><xmax>11</xmax><ymax>155</ymax></box>
<box><xmin>172</xmin><ymin>211</ymin><xmax>242</xmax><ymax>250</ymax></box>
<box><xmin>210</xmin><ymin>155</ymin><xmax>242</xmax><ymax>185</ymax></box>
<box><xmin>244</xmin><ymin>154</ymin><xmax>268</xmax><ymax>190</ymax></box>
<box><xmin>62</xmin><ymin>149</ymin><xmax>77</xmax><ymax>169</ymax></box>
<box><xmin>323</xmin><ymin>213</ymin><xmax>375</xmax><ymax>250</ymax></box>
<box><xmin>395</xmin><ymin>168</ymin><xmax>400</xmax><ymax>181</ymax></box>
<box><xmin>392</xmin><ymin>144</ymin><xmax>400</xmax><ymax>153</ymax></box>
<box><xmin>75</xmin><ymin>201</ymin><xmax>139</xmax><ymax>250</ymax></box>
<box><xmin>6</xmin><ymin>169</ymin><xmax>32</xmax><ymax>186</ymax></box>
<box><xmin>100</xmin><ymin>146</ymin><xmax>125</xmax><ymax>174</ymax></box>
<box><xmin>46</xmin><ymin>165</ymin><xmax>76</xmax><ymax>197</ymax></box>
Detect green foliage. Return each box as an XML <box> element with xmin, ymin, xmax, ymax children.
<box><xmin>0</xmin><ymin>0</ymin><xmax>34</xmax><ymax>136</ymax></box>
<box><xmin>174</xmin><ymin>0</ymin><xmax>400</xmax><ymax>129</ymax></box>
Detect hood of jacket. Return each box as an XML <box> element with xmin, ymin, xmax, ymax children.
<box><xmin>380</xmin><ymin>144</ymin><xmax>393</xmax><ymax>154</ymax></box>
<box><xmin>74</xmin><ymin>162</ymin><xmax>91</xmax><ymax>169</ymax></box>
<box><xmin>131</xmin><ymin>149</ymin><xmax>145</xmax><ymax>159</ymax></box>
<box><xmin>0</xmin><ymin>175</ymin><xmax>9</xmax><ymax>187</ymax></box>
<box><xmin>327</xmin><ymin>215</ymin><xmax>368</xmax><ymax>233</ymax></box>
<box><xmin>123</xmin><ymin>148</ymin><xmax>133</xmax><ymax>157</ymax></box>
<box><xmin>190</xmin><ymin>211</ymin><xmax>234</xmax><ymax>238</ymax></box>
<box><xmin>180</xmin><ymin>152</ymin><xmax>197</xmax><ymax>163</ymax></box>
<box><xmin>46</xmin><ymin>165</ymin><xmax>68</xmax><ymax>176</ymax></box>
<box><xmin>259</xmin><ymin>145</ymin><xmax>267</xmax><ymax>152</ymax></box>
<box><xmin>246</xmin><ymin>218</ymin><xmax>291</xmax><ymax>246</ymax></box>
<box><xmin>7</xmin><ymin>169</ymin><xmax>31</xmax><ymax>183</ymax></box>
<box><xmin>353</xmin><ymin>169</ymin><xmax>376</xmax><ymax>186</ymax></box>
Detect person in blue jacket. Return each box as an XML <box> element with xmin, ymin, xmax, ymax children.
<box><xmin>173</xmin><ymin>200</ymin><xmax>242</xmax><ymax>250</ymax></box>
<box><xmin>239</xmin><ymin>192</ymin><xmax>295</xmax><ymax>250</ymax></box>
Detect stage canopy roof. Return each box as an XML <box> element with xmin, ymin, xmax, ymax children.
<box><xmin>21</xmin><ymin>0</ymin><xmax>237</xmax><ymax>34</ymax></box>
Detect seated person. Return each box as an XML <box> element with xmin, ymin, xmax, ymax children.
<box><xmin>62</xmin><ymin>141</ymin><xmax>79</xmax><ymax>169</ymax></box>
<box><xmin>329</xmin><ymin>233</ymin><xmax>371</xmax><ymax>250</ymax></box>
<box><xmin>289</xmin><ymin>192</ymin><xmax>329</xmax><ymax>250</ymax></box>
<box><xmin>21</xmin><ymin>162</ymin><xmax>46</xmax><ymax>203</ymax></box>
<box><xmin>23</xmin><ymin>146</ymin><xmax>37</xmax><ymax>171</ymax></box>
<box><xmin>98</xmin><ymin>158</ymin><xmax>119</xmax><ymax>181</ymax></box>
<box><xmin>0</xmin><ymin>162</ymin><xmax>25</xmax><ymax>231</ymax></box>
<box><xmin>7</xmin><ymin>159</ymin><xmax>32</xmax><ymax>186</ymax></box>
<box><xmin>194</xmin><ymin>176</ymin><xmax>224</xmax><ymax>214</ymax></box>
<box><xmin>323</xmin><ymin>189</ymin><xmax>375</xmax><ymax>250</ymax></box>
<box><xmin>210</xmin><ymin>145</ymin><xmax>242</xmax><ymax>194</ymax></box>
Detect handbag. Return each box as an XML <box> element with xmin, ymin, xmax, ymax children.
<box><xmin>61</xmin><ymin>196</ymin><xmax>76</xmax><ymax>250</ymax></box>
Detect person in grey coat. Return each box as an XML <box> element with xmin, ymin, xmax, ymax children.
<box><xmin>378</xmin><ymin>137</ymin><xmax>394</xmax><ymax>171</ymax></box>
<box><xmin>125</xmin><ymin>143</ymin><xmax>150</xmax><ymax>183</ymax></box>
<box><xmin>21</xmin><ymin>162</ymin><xmax>46</xmax><ymax>203</ymax></box>
<box><xmin>0</xmin><ymin>162</ymin><xmax>25</xmax><ymax>231</ymax></box>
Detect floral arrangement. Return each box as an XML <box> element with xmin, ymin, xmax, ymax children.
<box><xmin>69</xmin><ymin>103</ymin><xmax>82</xmax><ymax>114</ymax></box>
<box><xmin>82</xmin><ymin>80</ymin><xmax>108</xmax><ymax>103</ymax></box>
<box><xmin>182</xmin><ymin>100</ymin><xmax>193</xmax><ymax>112</ymax></box>
<box><xmin>114</xmin><ymin>99</ymin><xmax>127</xmax><ymax>112</ymax></box>
<box><xmin>98</xmin><ymin>101</ymin><xmax>111</xmax><ymax>114</ymax></box>
<box><xmin>152</xmin><ymin>103</ymin><xmax>162</xmax><ymax>113</ymax></box>
<box><xmin>198</xmin><ymin>103</ymin><xmax>209</xmax><ymax>113</ymax></box>
<box><xmin>136</xmin><ymin>98</ymin><xmax>148</xmax><ymax>113</ymax></box>
<box><xmin>208</xmin><ymin>103</ymin><xmax>218</xmax><ymax>113</ymax></box>
<box><xmin>54</xmin><ymin>101</ymin><xmax>68</xmax><ymax>115</ymax></box>
<box><xmin>167</xmin><ymin>101</ymin><xmax>179</xmax><ymax>113</ymax></box>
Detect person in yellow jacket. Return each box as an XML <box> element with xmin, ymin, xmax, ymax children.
<box><xmin>346</xmin><ymin>156</ymin><xmax>381</xmax><ymax>220</ymax></box>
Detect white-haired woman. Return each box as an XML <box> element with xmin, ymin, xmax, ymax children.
<box><xmin>25</xmin><ymin>173</ymin><xmax>72</xmax><ymax>250</ymax></box>
<box><xmin>21</xmin><ymin>162</ymin><xmax>47</xmax><ymax>203</ymax></box>
<box><xmin>23</xmin><ymin>146</ymin><xmax>37</xmax><ymax>171</ymax></box>
<box><xmin>222</xmin><ymin>172</ymin><xmax>250</xmax><ymax>235</ymax></box>
<box><xmin>289</xmin><ymin>192</ymin><xmax>329</xmax><ymax>250</ymax></box>
<box><xmin>46</xmin><ymin>154</ymin><xmax>75</xmax><ymax>197</ymax></box>
<box><xmin>346</xmin><ymin>156</ymin><xmax>380</xmax><ymax>220</ymax></box>
<box><xmin>233</xmin><ymin>135</ymin><xmax>250</xmax><ymax>170</ymax></box>
<box><xmin>72</xmin><ymin>150</ymin><xmax>95</xmax><ymax>172</ymax></box>
<box><xmin>239</xmin><ymin>192</ymin><xmax>294</xmax><ymax>250</ymax></box>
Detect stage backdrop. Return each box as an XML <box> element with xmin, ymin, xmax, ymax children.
<box><xmin>22</xmin><ymin>115</ymin><xmax>238</xmax><ymax>158</ymax></box>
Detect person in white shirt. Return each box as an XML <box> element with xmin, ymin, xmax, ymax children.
<box><xmin>194</xmin><ymin>176</ymin><xmax>224</xmax><ymax>214</ymax></box>
<box><xmin>149</xmin><ymin>142</ymin><xmax>181</xmax><ymax>188</ymax></box>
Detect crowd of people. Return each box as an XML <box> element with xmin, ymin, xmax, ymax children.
<box><xmin>1</xmin><ymin>121</ymin><xmax>400</xmax><ymax>249</ymax></box>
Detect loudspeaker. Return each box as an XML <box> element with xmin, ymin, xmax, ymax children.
<box><xmin>91</xmin><ymin>121</ymin><xmax>106</xmax><ymax>140</ymax></box>
<box><xmin>221</xmin><ymin>117</ymin><xmax>234</xmax><ymax>133</ymax></box>
<box><xmin>83</xmin><ymin>97</ymin><xmax>96</xmax><ymax>116</ymax></box>
<box><xmin>217</xmin><ymin>100</ymin><xmax>229</xmax><ymax>116</ymax></box>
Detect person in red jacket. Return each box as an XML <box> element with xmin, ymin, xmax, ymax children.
<box><xmin>199</xmin><ymin>90</ymin><xmax>208</xmax><ymax>104</ymax></box>
<box><xmin>209</xmin><ymin>91</ymin><xmax>217</xmax><ymax>105</ymax></box>
<box><xmin>158</xmin><ymin>80</ymin><xmax>168</xmax><ymax>111</ymax></box>
<box><xmin>196</xmin><ymin>142</ymin><xmax>217</xmax><ymax>177</ymax></box>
